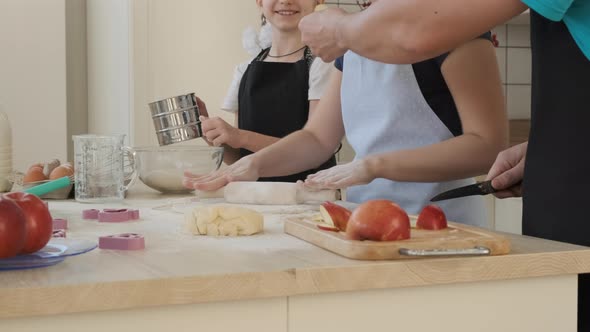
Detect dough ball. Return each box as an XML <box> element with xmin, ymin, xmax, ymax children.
<box><xmin>186</xmin><ymin>205</ymin><xmax>264</xmax><ymax>236</ymax></box>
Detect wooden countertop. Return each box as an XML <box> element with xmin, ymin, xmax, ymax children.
<box><xmin>1</xmin><ymin>186</ymin><xmax>589</xmax><ymax>319</ymax></box>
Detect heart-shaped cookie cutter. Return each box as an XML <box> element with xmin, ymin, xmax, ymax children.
<box><xmin>82</xmin><ymin>208</ymin><xmax>140</xmax><ymax>222</ymax></box>
<box><xmin>99</xmin><ymin>233</ymin><xmax>145</xmax><ymax>250</ymax></box>
<box><xmin>53</xmin><ymin>218</ymin><xmax>68</xmax><ymax>230</ymax></box>
<box><xmin>82</xmin><ymin>209</ymin><xmax>100</xmax><ymax>220</ymax></box>
<box><xmin>52</xmin><ymin>229</ymin><xmax>67</xmax><ymax>238</ymax></box>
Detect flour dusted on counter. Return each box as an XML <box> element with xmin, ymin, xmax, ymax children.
<box><xmin>185</xmin><ymin>205</ymin><xmax>264</xmax><ymax>236</ymax></box>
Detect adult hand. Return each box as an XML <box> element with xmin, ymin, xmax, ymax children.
<box><xmin>304</xmin><ymin>159</ymin><xmax>375</xmax><ymax>190</ymax></box>
<box><xmin>485</xmin><ymin>142</ymin><xmax>528</xmax><ymax>198</ymax></box>
<box><xmin>199</xmin><ymin>115</ymin><xmax>243</xmax><ymax>148</ymax></box>
<box><xmin>299</xmin><ymin>8</ymin><xmax>348</xmax><ymax>62</ymax></box>
<box><xmin>182</xmin><ymin>155</ymin><xmax>260</xmax><ymax>191</ymax></box>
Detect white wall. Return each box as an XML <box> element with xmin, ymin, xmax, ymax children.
<box><xmin>0</xmin><ymin>0</ymin><xmax>68</xmax><ymax>171</ymax></box>
<box><xmin>66</xmin><ymin>0</ymin><xmax>89</xmax><ymax>162</ymax></box>
<box><xmin>131</xmin><ymin>0</ymin><xmax>260</xmax><ymax>147</ymax></box>
<box><xmin>87</xmin><ymin>0</ymin><xmax>132</xmax><ymax>142</ymax></box>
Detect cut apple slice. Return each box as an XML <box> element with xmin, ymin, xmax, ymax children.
<box><xmin>311</xmin><ymin>213</ymin><xmax>324</xmax><ymax>223</ymax></box>
<box><xmin>416</xmin><ymin>204</ymin><xmax>448</xmax><ymax>230</ymax></box>
<box><xmin>319</xmin><ymin>205</ymin><xmax>336</xmax><ymax>227</ymax></box>
<box><xmin>320</xmin><ymin>201</ymin><xmax>352</xmax><ymax>231</ymax></box>
<box><xmin>317</xmin><ymin>223</ymin><xmax>340</xmax><ymax>232</ymax></box>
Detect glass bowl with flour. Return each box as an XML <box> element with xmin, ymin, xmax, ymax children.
<box><xmin>133</xmin><ymin>145</ymin><xmax>223</xmax><ymax>194</ymax></box>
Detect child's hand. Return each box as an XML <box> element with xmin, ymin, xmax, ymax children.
<box><xmin>200</xmin><ymin>116</ymin><xmax>243</xmax><ymax>148</ymax></box>
<box><xmin>183</xmin><ymin>155</ymin><xmax>260</xmax><ymax>191</ymax></box>
<box><xmin>304</xmin><ymin>159</ymin><xmax>375</xmax><ymax>190</ymax></box>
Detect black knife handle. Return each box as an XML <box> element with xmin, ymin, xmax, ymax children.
<box><xmin>478</xmin><ymin>181</ymin><xmax>497</xmax><ymax>194</ymax></box>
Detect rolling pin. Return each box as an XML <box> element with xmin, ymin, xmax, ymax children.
<box><xmin>220</xmin><ymin>182</ymin><xmax>339</xmax><ymax>205</ymax></box>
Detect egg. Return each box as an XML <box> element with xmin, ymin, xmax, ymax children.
<box><xmin>23</xmin><ymin>166</ymin><xmax>47</xmax><ymax>183</ymax></box>
<box><xmin>49</xmin><ymin>163</ymin><xmax>74</xmax><ymax>180</ymax></box>
<box><xmin>43</xmin><ymin>159</ymin><xmax>61</xmax><ymax>178</ymax></box>
<box><xmin>28</xmin><ymin>162</ymin><xmax>44</xmax><ymax>171</ymax></box>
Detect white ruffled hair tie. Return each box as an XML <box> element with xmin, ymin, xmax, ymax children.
<box><xmin>242</xmin><ymin>23</ymin><xmax>273</xmax><ymax>56</ymax></box>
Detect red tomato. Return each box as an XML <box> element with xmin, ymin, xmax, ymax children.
<box><xmin>416</xmin><ymin>204</ymin><xmax>448</xmax><ymax>230</ymax></box>
<box><xmin>0</xmin><ymin>197</ymin><xmax>27</xmax><ymax>258</ymax></box>
<box><xmin>346</xmin><ymin>200</ymin><xmax>410</xmax><ymax>241</ymax></box>
<box><xmin>2</xmin><ymin>192</ymin><xmax>53</xmax><ymax>253</ymax></box>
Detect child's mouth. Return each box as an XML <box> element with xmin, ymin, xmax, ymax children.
<box><xmin>275</xmin><ymin>10</ymin><xmax>300</xmax><ymax>16</ymax></box>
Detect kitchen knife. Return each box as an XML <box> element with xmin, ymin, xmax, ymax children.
<box><xmin>430</xmin><ymin>180</ymin><xmax>496</xmax><ymax>202</ymax></box>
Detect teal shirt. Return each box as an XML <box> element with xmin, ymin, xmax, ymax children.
<box><xmin>521</xmin><ymin>0</ymin><xmax>590</xmax><ymax>60</ymax></box>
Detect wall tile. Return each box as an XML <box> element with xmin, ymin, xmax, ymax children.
<box><xmin>507</xmin><ymin>25</ymin><xmax>531</xmax><ymax>47</ymax></box>
<box><xmin>332</xmin><ymin>1</ymin><xmax>363</xmax><ymax>12</ymax></box>
<box><xmin>507</xmin><ymin>85</ymin><xmax>531</xmax><ymax>119</ymax></box>
<box><xmin>492</xmin><ymin>25</ymin><xmax>507</xmax><ymax>48</ymax></box>
<box><xmin>506</xmin><ymin>10</ymin><xmax>531</xmax><ymax>25</ymax></box>
<box><xmin>495</xmin><ymin>48</ymin><xmax>507</xmax><ymax>84</ymax></box>
<box><xmin>507</xmin><ymin>48</ymin><xmax>532</xmax><ymax>84</ymax></box>
<box><xmin>503</xmin><ymin>84</ymin><xmax>508</xmax><ymax>110</ymax></box>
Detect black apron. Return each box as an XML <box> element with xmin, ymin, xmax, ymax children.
<box><xmin>526</xmin><ymin>11</ymin><xmax>590</xmax><ymax>330</ymax></box>
<box><xmin>237</xmin><ymin>47</ymin><xmax>336</xmax><ymax>182</ymax></box>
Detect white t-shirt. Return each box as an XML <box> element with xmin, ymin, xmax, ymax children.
<box><xmin>220</xmin><ymin>57</ymin><xmax>334</xmax><ymax>113</ymax></box>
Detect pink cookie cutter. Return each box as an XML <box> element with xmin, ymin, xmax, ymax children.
<box><xmin>82</xmin><ymin>209</ymin><xmax>100</xmax><ymax>220</ymax></box>
<box><xmin>52</xmin><ymin>229</ymin><xmax>66</xmax><ymax>238</ymax></box>
<box><xmin>82</xmin><ymin>208</ymin><xmax>140</xmax><ymax>222</ymax></box>
<box><xmin>99</xmin><ymin>209</ymin><xmax>140</xmax><ymax>223</ymax></box>
<box><xmin>99</xmin><ymin>233</ymin><xmax>145</xmax><ymax>250</ymax></box>
<box><xmin>52</xmin><ymin>218</ymin><xmax>68</xmax><ymax>230</ymax></box>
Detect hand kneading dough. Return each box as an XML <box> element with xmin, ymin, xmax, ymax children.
<box><xmin>186</xmin><ymin>205</ymin><xmax>264</xmax><ymax>236</ymax></box>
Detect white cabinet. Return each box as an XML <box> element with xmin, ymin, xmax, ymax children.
<box><xmin>494</xmin><ymin>197</ymin><xmax>523</xmax><ymax>235</ymax></box>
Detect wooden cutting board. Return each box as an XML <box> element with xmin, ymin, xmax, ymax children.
<box><xmin>284</xmin><ymin>216</ymin><xmax>511</xmax><ymax>260</ymax></box>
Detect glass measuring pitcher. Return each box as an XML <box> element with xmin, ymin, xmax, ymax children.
<box><xmin>72</xmin><ymin>134</ymin><xmax>137</xmax><ymax>203</ymax></box>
